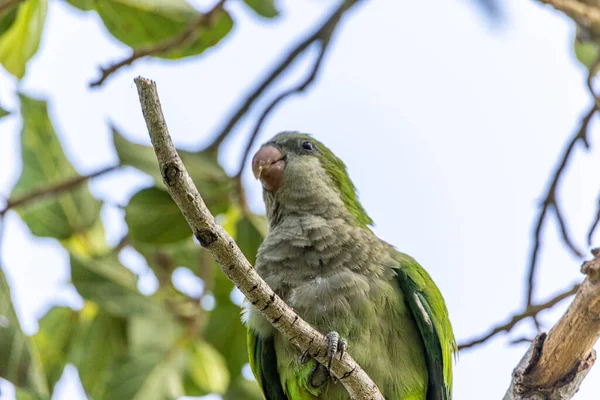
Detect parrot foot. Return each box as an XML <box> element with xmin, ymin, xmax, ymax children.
<box><xmin>325</xmin><ymin>331</ymin><xmax>347</xmax><ymax>383</ymax></box>
<box><xmin>299</xmin><ymin>348</ymin><xmax>311</xmax><ymax>365</ymax></box>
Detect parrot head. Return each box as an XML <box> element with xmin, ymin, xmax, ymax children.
<box><xmin>252</xmin><ymin>131</ymin><xmax>373</xmax><ymax>227</ymax></box>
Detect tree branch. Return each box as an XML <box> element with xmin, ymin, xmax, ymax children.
<box><xmin>204</xmin><ymin>0</ymin><xmax>362</xmax><ymax>153</ymax></box>
<box><xmin>587</xmin><ymin>193</ymin><xmax>600</xmax><ymax>245</ymax></box>
<box><xmin>504</xmin><ymin>249</ymin><xmax>600</xmax><ymax>399</ymax></box>
<box><xmin>525</xmin><ymin>56</ymin><xmax>600</xmax><ymax>310</ymax></box>
<box><xmin>235</xmin><ymin>32</ymin><xmax>334</xmax><ymax>180</ymax></box>
<box><xmin>232</xmin><ymin>8</ymin><xmax>344</xmax><ymax>211</ymax></box>
<box><xmin>134</xmin><ymin>76</ymin><xmax>383</xmax><ymax>399</ymax></box>
<box><xmin>538</xmin><ymin>0</ymin><xmax>600</xmax><ymax>35</ymax></box>
<box><xmin>0</xmin><ymin>164</ymin><xmax>119</xmax><ymax>216</ymax></box>
<box><xmin>525</xmin><ymin>103</ymin><xmax>595</xmax><ymax>308</ymax></box>
<box><xmin>458</xmin><ymin>283</ymin><xmax>579</xmax><ymax>350</ymax></box>
<box><xmin>89</xmin><ymin>0</ymin><xmax>226</xmax><ymax>88</ymax></box>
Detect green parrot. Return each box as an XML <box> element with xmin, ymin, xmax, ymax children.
<box><xmin>244</xmin><ymin>132</ymin><xmax>456</xmax><ymax>400</ymax></box>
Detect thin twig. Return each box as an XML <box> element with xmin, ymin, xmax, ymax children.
<box><xmin>525</xmin><ymin>104</ymin><xmax>595</xmax><ymax>308</ymax></box>
<box><xmin>509</xmin><ymin>336</ymin><xmax>534</xmax><ymax>345</ymax></box>
<box><xmin>0</xmin><ymin>165</ymin><xmax>119</xmax><ymax>216</ymax></box>
<box><xmin>89</xmin><ymin>0</ymin><xmax>226</xmax><ymax>88</ymax></box>
<box><xmin>538</xmin><ymin>0</ymin><xmax>600</xmax><ymax>43</ymax></box>
<box><xmin>525</xmin><ymin>57</ymin><xmax>600</xmax><ymax>308</ymax></box>
<box><xmin>552</xmin><ymin>202</ymin><xmax>584</xmax><ymax>258</ymax></box>
<box><xmin>505</xmin><ymin>250</ymin><xmax>600</xmax><ymax>399</ymax></box>
<box><xmin>234</xmin><ymin>15</ymin><xmax>340</xmax><ymax>182</ymax></box>
<box><xmin>587</xmin><ymin>57</ymin><xmax>600</xmax><ymax>117</ymax></box>
<box><xmin>204</xmin><ymin>0</ymin><xmax>361</xmax><ymax>153</ymax></box>
<box><xmin>458</xmin><ymin>283</ymin><xmax>579</xmax><ymax>351</ymax></box>
<box><xmin>588</xmin><ymin>194</ymin><xmax>600</xmax><ymax>246</ymax></box>
<box><xmin>134</xmin><ymin>76</ymin><xmax>383</xmax><ymax>399</ymax></box>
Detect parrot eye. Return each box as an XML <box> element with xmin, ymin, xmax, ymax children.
<box><xmin>300</xmin><ymin>140</ymin><xmax>316</xmax><ymax>153</ymax></box>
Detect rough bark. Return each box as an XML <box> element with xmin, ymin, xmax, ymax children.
<box><xmin>134</xmin><ymin>76</ymin><xmax>384</xmax><ymax>400</ymax></box>
<box><xmin>504</xmin><ymin>250</ymin><xmax>600</xmax><ymax>399</ymax></box>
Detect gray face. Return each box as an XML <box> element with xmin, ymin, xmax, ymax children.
<box><xmin>252</xmin><ymin>132</ymin><xmax>321</xmax><ymax>192</ymax></box>
<box><xmin>252</xmin><ymin>132</ymin><xmax>351</xmax><ymax>228</ymax></box>
<box><xmin>266</xmin><ymin>132</ymin><xmax>319</xmax><ymax>158</ymax></box>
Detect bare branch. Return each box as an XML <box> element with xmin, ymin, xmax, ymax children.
<box><xmin>458</xmin><ymin>283</ymin><xmax>579</xmax><ymax>351</ymax></box>
<box><xmin>538</xmin><ymin>0</ymin><xmax>600</xmax><ymax>35</ymax></box>
<box><xmin>587</xmin><ymin>193</ymin><xmax>600</xmax><ymax>245</ymax></box>
<box><xmin>204</xmin><ymin>0</ymin><xmax>362</xmax><ymax>152</ymax></box>
<box><xmin>525</xmin><ymin>103</ymin><xmax>595</xmax><ymax>307</ymax></box>
<box><xmin>89</xmin><ymin>0</ymin><xmax>226</xmax><ymax>88</ymax></box>
<box><xmin>134</xmin><ymin>76</ymin><xmax>383</xmax><ymax>399</ymax></box>
<box><xmin>0</xmin><ymin>164</ymin><xmax>119</xmax><ymax>216</ymax></box>
<box><xmin>587</xmin><ymin>57</ymin><xmax>600</xmax><ymax>117</ymax></box>
<box><xmin>504</xmin><ymin>250</ymin><xmax>600</xmax><ymax>399</ymax></box>
<box><xmin>552</xmin><ymin>202</ymin><xmax>584</xmax><ymax>258</ymax></box>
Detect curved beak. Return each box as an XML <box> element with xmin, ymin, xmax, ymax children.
<box><xmin>252</xmin><ymin>145</ymin><xmax>285</xmax><ymax>191</ymax></box>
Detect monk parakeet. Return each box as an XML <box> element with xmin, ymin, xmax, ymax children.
<box><xmin>244</xmin><ymin>132</ymin><xmax>456</xmax><ymax>400</ymax></box>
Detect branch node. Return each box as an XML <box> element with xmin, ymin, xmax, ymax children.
<box><xmin>162</xmin><ymin>162</ymin><xmax>182</xmax><ymax>186</ymax></box>
<box><xmin>558</xmin><ymin>350</ymin><xmax>596</xmax><ymax>388</ymax></box>
<box><xmin>581</xmin><ymin>251</ymin><xmax>600</xmax><ymax>280</ymax></box>
<box><xmin>195</xmin><ymin>229</ymin><xmax>217</xmax><ymax>247</ymax></box>
<box><xmin>524</xmin><ymin>333</ymin><xmax>546</xmax><ymax>376</ymax></box>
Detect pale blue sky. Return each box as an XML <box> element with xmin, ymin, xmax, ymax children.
<box><xmin>1</xmin><ymin>0</ymin><xmax>599</xmax><ymax>399</ymax></box>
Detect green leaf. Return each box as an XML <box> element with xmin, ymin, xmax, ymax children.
<box><xmin>69</xmin><ymin>304</ymin><xmax>127</xmax><ymax>399</ymax></box>
<box><xmin>203</xmin><ymin>208</ymin><xmax>256</xmax><ymax>380</ymax></box>
<box><xmin>132</xmin><ymin>238</ymin><xmax>204</xmax><ymax>286</ymax></box>
<box><xmin>243</xmin><ymin>0</ymin><xmax>279</xmax><ymax>18</ymax></box>
<box><xmin>33</xmin><ymin>307</ymin><xmax>79</xmax><ymax>393</ymax></box>
<box><xmin>0</xmin><ymin>104</ymin><xmax>9</xmax><ymax>119</ymax></box>
<box><xmin>128</xmin><ymin>311</ymin><xmax>182</xmax><ymax>354</ymax></box>
<box><xmin>15</xmin><ymin>388</ymin><xmax>50</xmax><ymax>400</ymax></box>
<box><xmin>201</xmin><ymin>205</ymin><xmax>257</xmax><ymax>379</ymax></box>
<box><xmin>113</xmin><ymin>127</ymin><xmax>162</xmax><ymax>183</ymax></box>
<box><xmin>104</xmin><ymin>349</ymin><xmax>186</xmax><ymax>400</ymax></box>
<box><xmin>113</xmin><ymin>127</ymin><xmax>234</xmax><ymax>215</ymax></box>
<box><xmin>94</xmin><ymin>0</ymin><xmax>233</xmax><ymax>59</ymax></box>
<box><xmin>223</xmin><ymin>376</ymin><xmax>263</xmax><ymax>400</ymax></box>
<box><xmin>61</xmin><ymin>216</ymin><xmax>109</xmax><ymax>258</ymax></box>
<box><xmin>0</xmin><ymin>0</ymin><xmax>47</xmax><ymax>78</ymax></box>
<box><xmin>0</xmin><ymin>3</ymin><xmax>19</xmax><ymax>35</ymax></box>
<box><xmin>211</xmin><ymin>207</ymin><xmax>265</xmax><ymax>302</ymax></box>
<box><xmin>11</xmin><ymin>95</ymin><xmax>102</xmax><ymax>240</ymax></box>
<box><xmin>211</xmin><ymin>206</ymin><xmax>242</xmax><ymax>304</ymax></box>
<box><xmin>125</xmin><ymin>187</ymin><xmax>191</xmax><ymax>245</ymax></box>
<box><xmin>204</xmin><ymin>301</ymin><xmax>248</xmax><ymax>381</ymax></box>
<box><xmin>183</xmin><ymin>340</ymin><xmax>230</xmax><ymax>396</ymax></box>
<box><xmin>70</xmin><ymin>254</ymin><xmax>160</xmax><ymax>316</ymax></box>
<box><xmin>236</xmin><ymin>213</ymin><xmax>267</xmax><ymax>265</ymax></box>
<box><xmin>65</xmin><ymin>0</ymin><xmax>95</xmax><ymax>11</ymax></box>
<box><xmin>0</xmin><ymin>267</ymin><xmax>49</xmax><ymax>396</ymax></box>
<box><xmin>574</xmin><ymin>37</ymin><xmax>600</xmax><ymax>71</ymax></box>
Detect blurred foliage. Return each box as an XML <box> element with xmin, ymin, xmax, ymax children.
<box><xmin>0</xmin><ymin>89</ymin><xmax>267</xmax><ymax>399</ymax></box>
<box><xmin>0</xmin><ymin>0</ymin><xmax>47</xmax><ymax>78</ymax></box>
<box><xmin>0</xmin><ymin>0</ymin><xmax>275</xmax><ymax>398</ymax></box>
<box><xmin>0</xmin><ymin>91</ymin><xmax>267</xmax><ymax>398</ymax></box>
<box><xmin>0</xmin><ymin>0</ymin><xmax>504</xmax><ymax>398</ymax></box>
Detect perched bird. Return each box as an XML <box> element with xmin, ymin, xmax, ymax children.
<box><xmin>244</xmin><ymin>132</ymin><xmax>456</xmax><ymax>400</ymax></box>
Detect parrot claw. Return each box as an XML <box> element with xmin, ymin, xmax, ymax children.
<box><xmin>299</xmin><ymin>348</ymin><xmax>311</xmax><ymax>365</ymax></box>
<box><xmin>325</xmin><ymin>331</ymin><xmax>347</xmax><ymax>383</ymax></box>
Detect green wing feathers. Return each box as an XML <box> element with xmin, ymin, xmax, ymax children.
<box><xmin>247</xmin><ymin>252</ymin><xmax>456</xmax><ymax>400</ymax></box>
<box><xmin>248</xmin><ymin>330</ymin><xmax>288</xmax><ymax>400</ymax></box>
<box><xmin>394</xmin><ymin>252</ymin><xmax>457</xmax><ymax>400</ymax></box>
